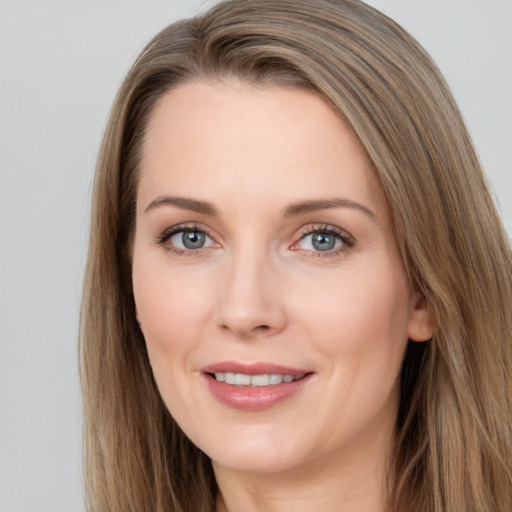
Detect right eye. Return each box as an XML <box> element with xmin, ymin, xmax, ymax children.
<box><xmin>157</xmin><ymin>225</ymin><xmax>216</xmax><ymax>255</ymax></box>
<box><xmin>170</xmin><ymin>229</ymin><xmax>213</xmax><ymax>250</ymax></box>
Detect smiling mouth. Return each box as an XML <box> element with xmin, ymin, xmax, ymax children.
<box><xmin>209</xmin><ymin>372</ymin><xmax>308</xmax><ymax>387</ymax></box>
<box><xmin>203</xmin><ymin>367</ymin><xmax>313</xmax><ymax>410</ymax></box>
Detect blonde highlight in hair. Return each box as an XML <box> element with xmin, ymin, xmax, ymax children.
<box><xmin>80</xmin><ymin>1</ymin><xmax>512</xmax><ymax>510</ymax></box>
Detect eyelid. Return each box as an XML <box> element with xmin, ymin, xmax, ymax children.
<box><xmin>291</xmin><ymin>224</ymin><xmax>355</xmax><ymax>256</ymax></box>
<box><xmin>155</xmin><ymin>222</ymin><xmax>218</xmax><ymax>254</ymax></box>
<box><xmin>154</xmin><ymin>222</ymin><xmax>355</xmax><ymax>257</ymax></box>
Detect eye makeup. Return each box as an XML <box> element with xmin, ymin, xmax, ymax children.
<box><xmin>154</xmin><ymin>221</ymin><xmax>356</xmax><ymax>259</ymax></box>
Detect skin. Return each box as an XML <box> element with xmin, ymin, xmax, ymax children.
<box><xmin>132</xmin><ymin>80</ymin><xmax>432</xmax><ymax>512</ymax></box>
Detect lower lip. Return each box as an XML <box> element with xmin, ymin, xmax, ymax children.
<box><xmin>203</xmin><ymin>374</ymin><xmax>312</xmax><ymax>411</ymax></box>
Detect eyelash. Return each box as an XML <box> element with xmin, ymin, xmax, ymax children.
<box><xmin>155</xmin><ymin>223</ymin><xmax>355</xmax><ymax>257</ymax></box>
<box><xmin>294</xmin><ymin>224</ymin><xmax>355</xmax><ymax>257</ymax></box>
<box><xmin>156</xmin><ymin>223</ymin><xmax>212</xmax><ymax>256</ymax></box>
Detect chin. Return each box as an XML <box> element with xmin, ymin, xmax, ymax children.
<box><xmin>211</xmin><ymin>449</ymin><xmax>303</xmax><ymax>476</ymax></box>
<box><xmin>192</xmin><ymin>425</ymin><xmax>308</xmax><ymax>475</ymax></box>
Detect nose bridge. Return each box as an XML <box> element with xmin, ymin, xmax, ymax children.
<box><xmin>216</xmin><ymin>238</ymin><xmax>286</xmax><ymax>337</ymax></box>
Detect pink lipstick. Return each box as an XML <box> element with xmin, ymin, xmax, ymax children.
<box><xmin>200</xmin><ymin>361</ymin><xmax>313</xmax><ymax>411</ymax></box>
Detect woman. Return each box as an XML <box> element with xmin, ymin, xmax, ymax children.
<box><xmin>80</xmin><ymin>0</ymin><xmax>512</xmax><ymax>510</ymax></box>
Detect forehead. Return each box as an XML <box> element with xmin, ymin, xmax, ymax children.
<box><xmin>138</xmin><ymin>80</ymin><xmax>387</xmax><ymax>218</ymax></box>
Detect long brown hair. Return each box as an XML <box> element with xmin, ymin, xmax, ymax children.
<box><xmin>80</xmin><ymin>1</ymin><xmax>512</xmax><ymax>510</ymax></box>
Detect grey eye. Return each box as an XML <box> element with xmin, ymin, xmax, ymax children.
<box><xmin>311</xmin><ymin>233</ymin><xmax>337</xmax><ymax>251</ymax></box>
<box><xmin>170</xmin><ymin>230</ymin><xmax>212</xmax><ymax>250</ymax></box>
<box><xmin>183</xmin><ymin>231</ymin><xmax>205</xmax><ymax>249</ymax></box>
<box><xmin>296</xmin><ymin>231</ymin><xmax>344</xmax><ymax>252</ymax></box>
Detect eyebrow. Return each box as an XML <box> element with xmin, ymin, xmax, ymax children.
<box><xmin>144</xmin><ymin>195</ymin><xmax>219</xmax><ymax>216</ymax></box>
<box><xmin>283</xmin><ymin>198</ymin><xmax>376</xmax><ymax>221</ymax></box>
<box><xmin>144</xmin><ymin>194</ymin><xmax>376</xmax><ymax>221</ymax></box>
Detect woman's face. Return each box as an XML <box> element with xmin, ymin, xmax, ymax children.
<box><xmin>132</xmin><ymin>80</ymin><xmax>431</xmax><ymax>476</ymax></box>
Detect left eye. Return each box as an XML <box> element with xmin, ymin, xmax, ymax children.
<box><xmin>296</xmin><ymin>231</ymin><xmax>344</xmax><ymax>252</ymax></box>
<box><xmin>169</xmin><ymin>229</ymin><xmax>214</xmax><ymax>250</ymax></box>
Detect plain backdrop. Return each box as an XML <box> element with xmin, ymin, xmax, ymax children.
<box><xmin>0</xmin><ymin>1</ymin><xmax>510</xmax><ymax>510</ymax></box>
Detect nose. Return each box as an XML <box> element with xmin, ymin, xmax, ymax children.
<box><xmin>215</xmin><ymin>250</ymin><xmax>287</xmax><ymax>339</ymax></box>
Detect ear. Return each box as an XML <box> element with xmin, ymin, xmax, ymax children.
<box><xmin>408</xmin><ymin>290</ymin><xmax>434</xmax><ymax>342</ymax></box>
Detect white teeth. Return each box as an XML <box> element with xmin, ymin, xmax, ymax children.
<box><xmin>213</xmin><ymin>372</ymin><xmax>305</xmax><ymax>387</ymax></box>
<box><xmin>250</xmin><ymin>374</ymin><xmax>270</xmax><ymax>386</ymax></box>
<box><xmin>234</xmin><ymin>373</ymin><xmax>251</xmax><ymax>386</ymax></box>
<box><xmin>269</xmin><ymin>374</ymin><xmax>283</xmax><ymax>385</ymax></box>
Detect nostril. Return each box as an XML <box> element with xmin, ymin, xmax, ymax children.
<box><xmin>251</xmin><ymin>324</ymin><xmax>271</xmax><ymax>334</ymax></box>
<box><xmin>220</xmin><ymin>322</ymin><xmax>271</xmax><ymax>338</ymax></box>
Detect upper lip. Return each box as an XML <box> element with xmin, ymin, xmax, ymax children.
<box><xmin>200</xmin><ymin>361</ymin><xmax>310</xmax><ymax>376</ymax></box>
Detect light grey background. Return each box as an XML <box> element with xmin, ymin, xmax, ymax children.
<box><xmin>0</xmin><ymin>1</ymin><xmax>510</xmax><ymax>511</ymax></box>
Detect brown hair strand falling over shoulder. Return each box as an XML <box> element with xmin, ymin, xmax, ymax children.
<box><xmin>80</xmin><ymin>1</ymin><xmax>512</xmax><ymax>510</ymax></box>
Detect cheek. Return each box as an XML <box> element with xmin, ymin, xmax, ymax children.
<box><xmin>132</xmin><ymin>259</ymin><xmax>212</xmax><ymax>366</ymax></box>
<box><xmin>347</xmin><ymin>278</ymin><xmax>409</xmax><ymax>344</ymax></box>
<box><xmin>296</xmin><ymin>261</ymin><xmax>412</xmax><ymax>375</ymax></box>
<box><xmin>132</xmin><ymin>262</ymin><xmax>213</xmax><ymax>419</ymax></box>
<box><xmin>296</xmin><ymin>264</ymin><xmax>411</xmax><ymax>435</ymax></box>
<box><xmin>309</xmin><ymin>264</ymin><xmax>408</xmax><ymax>325</ymax></box>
